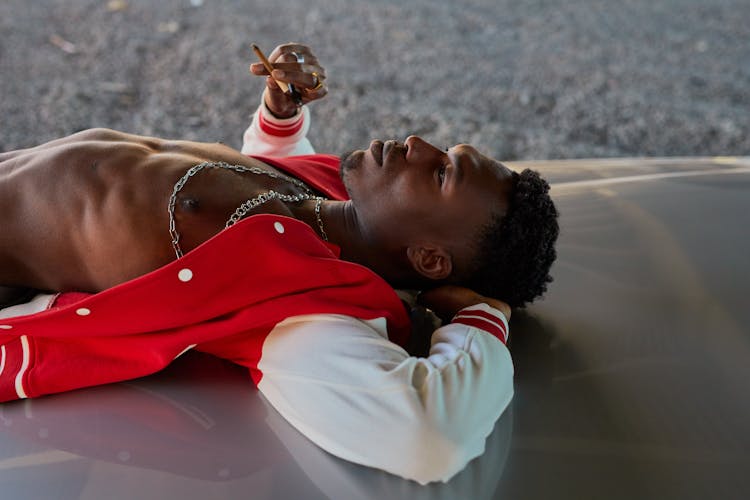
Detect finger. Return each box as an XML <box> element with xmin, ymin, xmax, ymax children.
<box><xmin>268</xmin><ymin>42</ymin><xmax>312</xmax><ymax>63</ymax></box>
<box><xmin>265</xmin><ymin>75</ymin><xmax>282</xmax><ymax>91</ymax></box>
<box><xmin>418</xmin><ymin>285</ymin><xmax>473</xmax><ymax>303</ymax></box>
<box><xmin>278</xmin><ymin>52</ymin><xmax>301</xmax><ymax>64</ymax></box>
<box><xmin>301</xmin><ymin>83</ymin><xmax>328</xmax><ymax>104</ymax></box>
<box><xmin>268</xmin><ymin>62</ymin><xmax>326</xmax><ymax>78</ymax></box>
<box><xmin>250</xmin><ymin>56</ymin><xmax>323</xmax><ymax>77</ymax></box>
<box><xmin>270</xmin><ymin>47</ymin><xmax>319</xmax><ymax>67</ymax></box>
<box><xmin>271</xmin><ymin>69</ymin><xmax>325</xmax><ymax>91</ymax></box>
<box><xmin>250</xmin><ymin>62</ymin><xmax>270</xmax><ymax>75</ymax></box>
<box><xmin>417</xmin><ymin>285</ymin><xmax>481</xmax><ymax>317</ymax></box>
<box><xmin>416</xmin><ymin>288</ymin><xmax>454</xmax><ymax>317</ymax></box>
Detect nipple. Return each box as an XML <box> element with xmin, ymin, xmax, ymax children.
<box><xmin>180</xmin><ymin>197</ymin><xmax>200</xmax><ymax>212</ymax></box>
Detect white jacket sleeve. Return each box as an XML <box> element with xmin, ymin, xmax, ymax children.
<box><xmin>241</xmin><ymin>89</ymin><xmax>315</xmax><ymax>156</ymax></box>
<box><xmin>256</xmin><ymin>303</ymin><xmax>514</xmax><ymax>484</ymax></box>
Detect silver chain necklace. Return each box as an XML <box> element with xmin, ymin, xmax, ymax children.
<box><xmin>168</xmin><ymin>161</ymin><xmax>328</xmax><ymax>258</ymax></box>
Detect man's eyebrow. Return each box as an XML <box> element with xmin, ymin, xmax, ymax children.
<box><xmin>446</xmin><ymin>146</ymin><xmax>460</xmax><ymax>165</ymax></box>
<box><xmin>446</xmin><ymin>149</ymin><xmax>462</xmax><ymax>187</ymax></box>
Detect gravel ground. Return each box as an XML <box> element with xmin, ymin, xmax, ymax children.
<box><xmin>1</xmin><ymin>0</ymin><xmax>748</xmax><ymax>160</ymax></box>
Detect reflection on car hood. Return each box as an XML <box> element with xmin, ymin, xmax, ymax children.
<box><xmin>2</xmin><ymin>156</ymin><xmax>749</xmax><ymax>499</ymax></box>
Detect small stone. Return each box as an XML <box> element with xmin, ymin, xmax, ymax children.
<box><xmin>157</xmin><ymin>21</ymin><xmax>180</xmax><ymax>34</ymax></box>
<box><xmin>107</xmin><ymin>0</ymin><xmax>128</xmax><ymax>12</ymax></box>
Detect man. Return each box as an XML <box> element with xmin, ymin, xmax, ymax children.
<box><xmin>0</xmin><ymin>43</ymin><xmax>558</xmax><ymax>483</ymax></box>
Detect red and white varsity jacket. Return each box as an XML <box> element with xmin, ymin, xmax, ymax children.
<box><xmin>0</xmin><ymin>92</ymin><xmax>514</xmax><ymax>484</ymax></box>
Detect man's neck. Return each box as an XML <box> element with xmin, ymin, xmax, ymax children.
<box><xmin>320</xmin><ymin>200</ymin><xmax>366</xmax><ymax>261</ymax></box>
<box><xmin>289</xmin><ymin>200</ymin><xmax>400</xmax><ymax>283</ymax></box>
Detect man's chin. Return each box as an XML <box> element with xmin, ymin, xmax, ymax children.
<box><xmin>339</xmin><ymin>149</ymin><xmax>363</xmax><ymax>179</ymax></box>
<box><xmin>339</xmin><ymin>149</ymin><xmax>366</xmax><ymax>200</ymax></box>
<box><xmin>339</xmin><ymin>149</ymin><xmax>362</xmax><ymax>176</ymax></box>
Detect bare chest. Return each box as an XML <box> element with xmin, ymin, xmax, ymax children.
<box><xmin>166</xmin><ymin>160</ymin><xmax>320</xmax><ymax>256</ymax></box>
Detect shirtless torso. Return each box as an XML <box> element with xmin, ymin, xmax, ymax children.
<box><xmin>0</xmin><ymin>128</ymin><xmax>321</xmax><ymax>293</ymax></box>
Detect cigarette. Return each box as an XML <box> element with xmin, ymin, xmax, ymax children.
<box><xmin>251</xmin><ymin>43</ymin><xmax>291</xmax><ymax>93</ymax></box>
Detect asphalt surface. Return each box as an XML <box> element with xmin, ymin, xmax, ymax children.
<box><xmin>1</xmin><ymin>0</ymin><xmax>748</xmax><ymax>160</ymax></box>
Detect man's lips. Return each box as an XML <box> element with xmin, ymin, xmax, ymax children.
<box><xmin>370</xmin><ymin>140</ymin><xmax>384</xmax><ymax>166</ymax></box>
<box><xmin>371</xmin><ymin>140</ymin><xmax>407</xmax><ymax>167</ymax></box>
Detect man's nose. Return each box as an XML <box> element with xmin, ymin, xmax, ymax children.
<box><xmin>404</xmin><ymin>136</ymin><xmax>442</xmax><ymax>159</ymax></box>
<box><xmin>405</xmin><ymin>135</ymin><xmax>431</xmax><ymax>150</ymax></box>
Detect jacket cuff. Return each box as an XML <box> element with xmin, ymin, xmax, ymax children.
<box><xmin>451</xmin><ymin>303</ymin><xmax>509</xmax><ymax>344</ymax></box>
<box><xmin>258</xmin><ymin>94</ymin><xmax>305</xmax><ymax>137</ymax></box>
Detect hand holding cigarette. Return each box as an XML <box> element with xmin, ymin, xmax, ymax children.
<box><xmin>250</xmin><ymin>43</ymin><xmax>328</xmax><ymax>119</ymax></box>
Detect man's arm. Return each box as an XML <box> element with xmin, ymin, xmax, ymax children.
<box><xmin>255</xmin><ymin>302</ymin><xmax>513</xmax><ymax>484</ymax></box>
<box><xmin>242</xmin><ymin>43</ymin><xmax>327</xmax><ymax>157</ymax></box>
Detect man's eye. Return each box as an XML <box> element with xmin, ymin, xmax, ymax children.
<box><xmin>438</xmin><ymin>164</ymin><xmax>446</xmax><ymax>185</ymax></box>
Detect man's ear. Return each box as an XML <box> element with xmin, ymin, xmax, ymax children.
<box><xmin>406</xmin><ymin>245</ymin><xmax>453</xmax><ymax>281</ymax></box>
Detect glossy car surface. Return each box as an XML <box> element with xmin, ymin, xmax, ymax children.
<box><xmin>1</xmin><ymin>157</ymin><xmax>749</xmax><ymax>499</ymax></box>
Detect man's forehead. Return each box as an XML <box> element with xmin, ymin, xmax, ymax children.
<box><xmin>478</xmin><ymin>153</ymin><xmax>514</xmax><ymax>184</ymax></box>
<box><xmin>454</xmin><ymin>144</ymin><xmax>510</xmax><ymax>174</ymax></box>
<box><xmin>493</xmin><ymin>160</ymin><xmax>514</xmax><ymax>177</ymax></box>
<box><xmin>486</xmin><ymin>160</ymin><xmax>515</xmax><ymax>216</ymax></box>
<box><xmin>446</xmin><ymin>144</ymin><xmax>515</xmax><ymax>213</ymax></box>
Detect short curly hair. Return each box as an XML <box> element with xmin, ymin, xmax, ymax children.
<box><xmin>465</xmin><ymin>168</ymin><xmax>559</xmax><ymax>308</ymax></box>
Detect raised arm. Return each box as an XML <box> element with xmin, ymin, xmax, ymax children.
<box><xmin>256</xmin><ymin>287</ymin><xmax>514</xmax><ymax>484</ymax></box>
<box><xmin>242</xmin><ymin>43</ymin><xmax>328</xmax><ymax>157</ymax></box>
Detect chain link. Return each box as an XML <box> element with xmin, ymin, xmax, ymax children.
<box><xmin>168</xmin><ymin>161</ymin><xmax>326</xmax><ymax>258</ymax></box>
<box><xmin>224</xmin><ymin>190</ymin><xmax>320</xmax><ymax>228</ymax></box>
